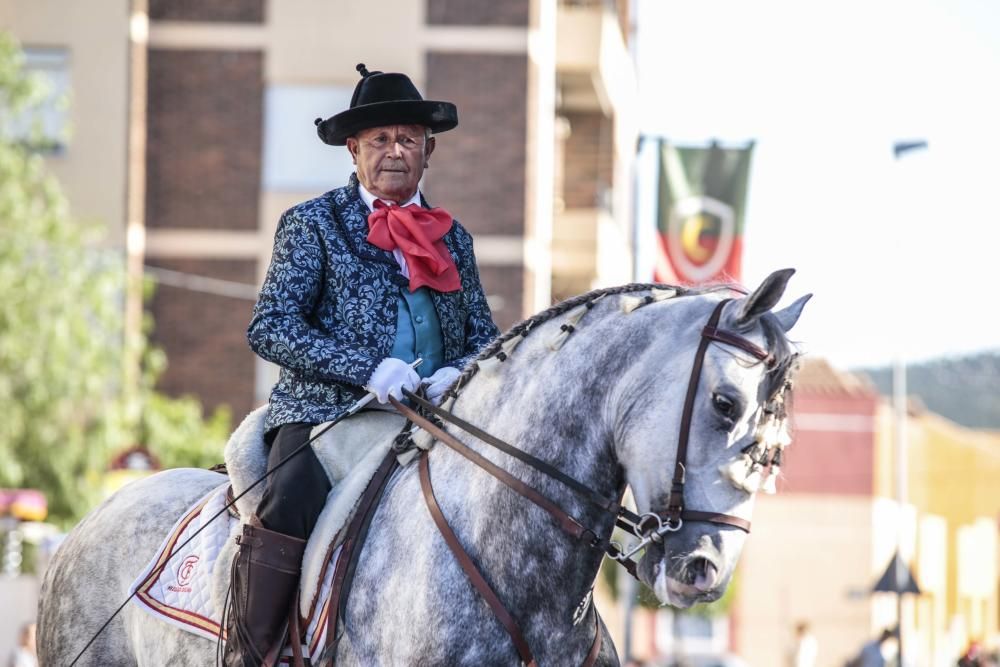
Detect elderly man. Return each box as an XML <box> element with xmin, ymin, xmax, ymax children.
<box><xmin>224</xmin><ymin>64</ymin><xmax>499</xmax><ymax>665</ymax></box>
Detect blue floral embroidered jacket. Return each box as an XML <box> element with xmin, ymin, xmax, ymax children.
<box><xmin>248</xmin><ymin>174</ymin><xmax>500</xmax><ymax>432</ymax></box>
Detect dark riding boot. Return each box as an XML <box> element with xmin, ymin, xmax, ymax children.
<box><xmin>224</xmin><ymin>522</ymin><xmax>306</xmax><ymax>667</ymax></box>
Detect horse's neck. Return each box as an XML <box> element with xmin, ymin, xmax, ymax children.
<box><xmin>427</xmin><ymin>360</ymin><xmax>622</xmax><ymax>625</ymax></box>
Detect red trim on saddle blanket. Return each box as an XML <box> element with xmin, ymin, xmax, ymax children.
<box><xmin>133</xmin><ymin>489</ymin><xmax>226</xmax><ymax>639</ymax></box>
<box><xmin>129</xmin><ymin>484</ymin><xmax>340</xmax><ymax>662</ymax></box>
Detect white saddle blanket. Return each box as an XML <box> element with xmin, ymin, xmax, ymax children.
<box><xmin>130</xmin><ymin>484</ymin><xmax>342</xmax><ymax>661</ymax></box>
<box><xmin>130</xmin><ymin>407</ymin><xmax>411</xmax><ymax>661</ymax></box>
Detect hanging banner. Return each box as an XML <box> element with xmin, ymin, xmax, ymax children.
<box><xmin>655</xmin><ymin>141</ymin><xmax>754</xmax><ymax>284</ymax></box>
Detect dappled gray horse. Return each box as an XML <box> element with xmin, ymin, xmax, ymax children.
<box><xmin>38</xmin><ymin>269</ymin><xmax>809</xmax><ymax>666</ymax></box>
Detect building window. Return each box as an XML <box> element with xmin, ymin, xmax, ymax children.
<box><xmin>263</xmin><ymin>85</ymin><xmax>356</xmax><ymax>193</ymax></box>
<box><xmin>7</xmin><ymin>47</ymin><xmax>71</xmax><ymax>153</ymax></box>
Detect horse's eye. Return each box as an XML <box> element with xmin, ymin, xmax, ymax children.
<box><xmin>712</xmin><ymin>393</ymin><xmax>737</xmax><ymax>420</ymax></box>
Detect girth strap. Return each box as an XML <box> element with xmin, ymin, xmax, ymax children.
<box><xmin>419</xmin><ymin>453</ymin><xmax>538</xmax><ymax>667</ymax></box>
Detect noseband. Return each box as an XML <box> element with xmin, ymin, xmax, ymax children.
<box><xmin>387</xmin><ymin>296</ymin><xmax>776</xmax><ymax>666</ymax></box>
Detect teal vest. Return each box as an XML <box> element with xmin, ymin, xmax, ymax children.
<box><xmin>390</xmin><ymin>287</ymin><xmax>445</xmax><ymax>378</ymax></box>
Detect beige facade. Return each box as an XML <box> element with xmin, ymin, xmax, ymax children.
<box><xmin>552</xmin><ymin>0</ymin><xmax>638</xmax><ymax>299</ymax></box>
<box><xmin>735</xmin><ymin>494</ymin><xmax>880</xmax><ymax>666</ymax></box>
<box><xmin>2</xmin><ymin>0</ymin><xmax>640</xmax><ymax>417</ymax></box>
<box><xmin>3</xmin><ymin>0</ymin><xmax>648</xmax><ymax>655</ymax></box>
<box><xmin>0</xmin><ymin>0</ymin><xmax>131</xmax><ymax>245</ymax></box>
<box><xmin>732</xmin><ymin>361</ymin><xmax>1000</xmax><ymax>666</ymax></box>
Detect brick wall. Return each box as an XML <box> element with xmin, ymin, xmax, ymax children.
<box><xmin>477</xmin><ymin>265</ymin><xmax>524</xmax><ymax>332</ymax></box>
<box><xmin>424</xmin><ymin>51</ymin><xmax>528</xmax><ymax>328</ymax></box>
<box><xmin>562</xmin><ymin>111</ymin><xmax>612</xmax><ymax>209</ymax></box>
<box><xmin>426</xmin><ymin>0</ymin><xmax>529</xmax><ymax>26</ymax></box>
<box><xmin>146</xmin><ymin>49</ymin><xmax>263</xmax><ymax>231</ymax></box>
<box><xmin>147</xmin><ymin>258</ymin><xmax>258</xmax><ymax>418</ymax></box>
<box><xmin>424</xmin><ymin>52</ymin><xmax>527</xmax><ymax>237</ymax></box>
<box><xmin>149</xmin><ymin>0</ymin><xmax>265</xmax><ymax>23</ymax></box>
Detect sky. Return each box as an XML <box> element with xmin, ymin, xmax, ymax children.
<box><xmin>636</xmin><ymin>0</ymin><xmax>1000</xmax><ymax>369</ymax></box>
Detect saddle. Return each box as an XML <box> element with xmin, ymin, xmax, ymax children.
<box><xmin>130</xmin><ymin>406</ymin><xmax>411</xmax><ymax>663</ymax></box>
<box><xmin>221</xmin><ymin>406</ymin><xmax>408</xmax><ymax>618</ymax></box>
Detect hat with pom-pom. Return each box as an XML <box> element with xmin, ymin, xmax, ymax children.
<box><xmin>314</xmin><ymin>63</ymin><xmax>458</xmax><ymax>146</ymax></box>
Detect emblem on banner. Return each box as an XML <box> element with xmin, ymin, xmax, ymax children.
<box><xmin>665</xmin><ymin>196</ymin><xmax>736</xmax><ymax>283</ymax></box>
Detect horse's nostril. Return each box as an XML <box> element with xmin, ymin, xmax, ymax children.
<box><xmin>689</xmin><ymin>557</ymin><xmax>719</xmax><ymax>592</ymax></box>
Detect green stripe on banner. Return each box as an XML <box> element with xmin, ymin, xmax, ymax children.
<box><xmin>656</xmin><ymin>140</ymin><xmax>754</xmax><ymax>284</ymax></box>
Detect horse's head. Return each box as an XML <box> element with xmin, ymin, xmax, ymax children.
<box><xmin>614</xmin><ymin>269</ymin><xmax>809</xmax><ymax>608</ymax></box>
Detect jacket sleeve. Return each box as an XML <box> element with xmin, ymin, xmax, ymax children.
<box><xmin>247</xmin><ymin>210</ymin><xmax>380</xmax><ymax>386</ymax></box>
<box><xmin>448</xmin><ymin>224</ymin><xmax>501</xmax><ymax>371</ymax></box>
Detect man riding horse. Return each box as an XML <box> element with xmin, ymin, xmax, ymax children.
<box><xmin>225</xmin><ymin>63</ymin><xmax>499</xmax><ymax>666</ymax></box>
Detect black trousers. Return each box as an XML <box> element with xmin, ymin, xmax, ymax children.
<box><xmin>255</xmin><ymin>422</ymin><xmax>332</xmax><ymax>540</ymax></box>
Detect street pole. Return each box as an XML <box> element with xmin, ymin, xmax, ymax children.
<box><xmin>892</xmin><ymin>357</ymin><xmax>907</xmax><ymax>665</ymax></box>
<box><xmin>124</xmin><ymin>0</ymin><xmax>149</xmax><ymax>432</ymax></box>
<box><xmin>891</xmin><ymin>139</ymin><xmax>927</xmax><ymax>667</ymax></box>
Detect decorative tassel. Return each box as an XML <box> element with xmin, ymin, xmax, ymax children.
<box><xmin>396</xmin><ymin>448</ymin><xmax>420</xmax><ymax>466</ymax></box>
<box><xmin>622</xmin><ymin>288</ymin><xmax>677</xmax><ymax>313</ymax></box>
<box><xmin>742</xmin><ymin>441</ymin><xmax>765</xmax><ymax>461</ymax></box>
<box><xmin>548</xmin><ymin>303</ymin><xmax>590</xmax><ymax>351</ymax></box>
<box><xmin>476</xmin><ymin>333</ymin><xmax>527</xmax><ymax>376</ymax></box>
<box><xmin>500</xmin><ymin>334</ymin><xmax>525</xmax><ymax>357</ymax></box>
<box><xmin>757</xmin><ymin>420</ymin><xmax>781</xmax><ymax>448</ymax></box>
<box><xmin>775</xmin><ymin>421</ymin><xmax>792</xmax><ymax>448</ymax></box>
<box><xmin>548</xmin><ymin>324</ymin><xmax>573</xmax><ymax>351</ymax></box>
<box><xmin>411</xmin><ymin>427</ymin><xmax>435</xmax><ymax>452</ymax></box>
<box><xmin>721</xmin><ymin>453</ymin><xmax>753</xmax><ymax>490</ymax></box>
<box><xmin>741</xmin><ymin>465</ymin><xmax>763</xmax><ymax>494</ymax></box>
<box><xmin>621</xmin><ymin>296</ymin><xmax>647</xmax><ymax>313</ymax></box>
<box><xmin>477</xmin><ymin>356</ymin><xmax>503</xmax><ymax>375</ymax></box>
<box><xmin>761</xmin><ymin>467</ymin><xmax>780</xmax><ymax>495</ymax></box>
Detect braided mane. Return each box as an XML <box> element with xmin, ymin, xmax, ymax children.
<box><xmin>447</xmin><ymin>281</ymin><xmax>800</xmax><ymax>405</ymax></box>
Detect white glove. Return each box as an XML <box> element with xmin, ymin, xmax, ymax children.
<box><xmin>421</xmin><ymin>366</ymin><xmax>461</xmax><ymax>404</ymax></box>
<box><xmin>366</xmin><ymin>358</ymin><xmax>421</xmax><ymax>404</ymax></box>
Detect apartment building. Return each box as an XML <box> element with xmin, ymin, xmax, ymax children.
<box><xmin>1</xmin><ymin>0</ymin><xmax>638</xmax><ymax>419</ymax></box>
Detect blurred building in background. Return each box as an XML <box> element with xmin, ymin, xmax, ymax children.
<box><xmin>0</xmin><ymin>0</ymin><xmax>638</xmax><ymax>421</ymax></box>
<box><xmin>7</xmin><ymin>1</ymin><xmax>998</xmax><ymax>665</ymax></box>
<box><xmin>736</xmin><ymin>358</ymin><xmax>1000</xmax><ymax>666</ymax></box>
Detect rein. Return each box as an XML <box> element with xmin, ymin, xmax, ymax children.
<box><xmin>383</xmin><ymin>296</ymin><xmax>774</xmax><ymax>665</ymax></box>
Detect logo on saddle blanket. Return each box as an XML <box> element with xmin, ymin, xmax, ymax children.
<box><xmin>168</xmin><ymin>555</ymin><xmax>200</xmax><ymax>593</ymax></box>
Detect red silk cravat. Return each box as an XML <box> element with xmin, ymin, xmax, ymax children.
<box><xmin>366</xmin><ymin>200</ymin><xmax>461</xmax><ymax>293</ymax></box>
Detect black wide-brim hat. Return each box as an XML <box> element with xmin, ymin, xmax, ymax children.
<box><xmin>315</xmin><ymin>64</ymin><xmax>458</xmax><ymax>146</ymax></box>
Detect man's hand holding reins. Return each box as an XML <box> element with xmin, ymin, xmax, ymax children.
<box><xmin>366</xmin><ymin>357</ymin><xmax>421</xmax><ymax>403</ymax></box>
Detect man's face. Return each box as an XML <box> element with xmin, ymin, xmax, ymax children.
<box><xmin>347</xmin><ymin>124</ymin><xmax>435</xmax><ymax>203</ymax></box>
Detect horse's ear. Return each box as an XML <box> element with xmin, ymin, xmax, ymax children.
<box><xmin>773</xmin><ymin>293</ymin><xmax>812</xmax><ymax>332</ymax></box>
<box><xmin>732</xmin><ymin>268</ymin><xmax>796</xmax><ymax>328</ymax></box>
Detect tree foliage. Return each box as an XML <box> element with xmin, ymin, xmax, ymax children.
<box><xmin>0</xmin><ymin>32</ymin><xmax>229</xmax><ymax>525</ymax></box>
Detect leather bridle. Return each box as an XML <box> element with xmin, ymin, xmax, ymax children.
<box><xmin>386</xmin><ymin>297</ymin><xmax>778</xmax><ymax>666</ymax></box>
